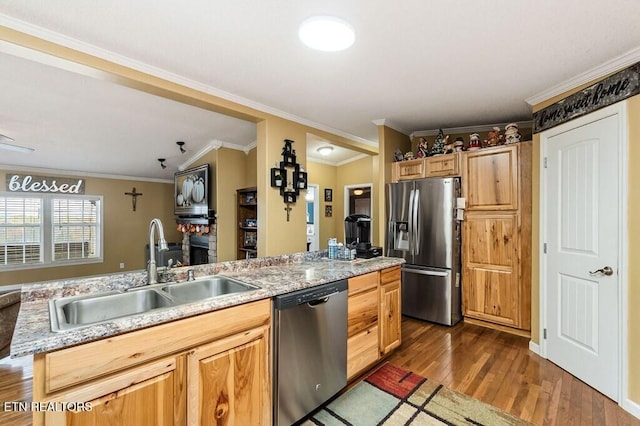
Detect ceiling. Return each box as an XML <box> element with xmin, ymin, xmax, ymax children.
<box><xmin>1</xmin><ymin>1</ymin><xmax>640</xmax><ymax>180</ymax></box>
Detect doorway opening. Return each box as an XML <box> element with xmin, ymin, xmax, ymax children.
<box><xmin>306</xmin><ymin>184</ymin><xmax>320</xmax><ymax>251</ymax></box>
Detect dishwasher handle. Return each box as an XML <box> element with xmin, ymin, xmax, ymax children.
<box><xmin>308</xmin><ymin>297</ymin><xmax>329</xmax><ymax>307</ymax></box>
<box><xmin>306</xmin><ymin>290</ymin><xmax>340</xmax><ymax>307</ymax></box>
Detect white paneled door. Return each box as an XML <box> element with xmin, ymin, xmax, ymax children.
<box><xmin>544</xmin><ymin>110</ymin><xmax>620</xmax><ymax>401</ymax></box>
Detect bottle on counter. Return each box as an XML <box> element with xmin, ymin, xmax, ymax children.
<box><xmin>328</xmin><ymin>238</ymin><xmax>337</xmax><ymax>259</ymax></box>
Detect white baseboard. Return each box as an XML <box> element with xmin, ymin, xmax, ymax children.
<box><xmin>528</xmin><ymin>340</ymin><xmax>541</xmax><ymax>356</ymax></box>
<box><xmin>622</xmin><ymin>397</ymin><xmax>640</xmax><ymax>420</ymax></box>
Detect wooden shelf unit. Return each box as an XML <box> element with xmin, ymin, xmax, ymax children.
<box><xmin>237</xmin><ymin>187</ymin><xmax>257</xmax><ymax>260</ymax></box>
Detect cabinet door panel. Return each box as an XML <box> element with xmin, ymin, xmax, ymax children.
<box><xmin>347</xmin><ymin>325</ymin><xmax>379</xmax><ymax>380</ymax></box>
<box><xmin>463</xmin><ymin>268</ymin><xmax>517</xmax><ymax>326</ymax></box>
<box><xmin>379</xmin><ymin>281</ymin><xmax>401</xmax><ymax>356</ymax></box>
<box><xmin>348</xmin><ymin>289</ymin><xmax>378</xmax><ymax>337</ymax></box>
<box><xmin>463</xmin><ymin>214</ymin><xmax>517</xmax><ymax>269</ymax></box>
<box><xmin>463</xmin><ymin>145</ymin><xmax>518</xmax><ymax>210</ymax></box>
<box><xmin>44</xmin><ymin>356</ymin><xmax>183</xmax><ymax>426</ymax></box>
<box><xmin>426</xmin><ymin>154</ymin><xmax>459</xmax><ymax>177</ymax></box>
<box><xmin>189</xmin><ymin>326</ymin><xmax>269</xmax><ymax>426</ymax></box>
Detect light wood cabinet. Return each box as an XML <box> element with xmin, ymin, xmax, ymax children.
<box><xmin>188</xmin><ymin>325</ymin><xmax>270</xmax><ymax>425</ymax></box>
<box><xmin>462</xmin><ymin>145</ymin><xmax>519</xmax><ymax>210</ymax></box>
<box><xmin>43</xmin><ymin>355</ymin><xmax>185</xmax><ymax>425</ymax></box>
<box><xmin>425</xmin><ymin>153</ymin><xmax>460</xmax><ymax>177</ymax></box>
<box><xmin>391</xmin><ymin>158</ymin><xmax>426</xmax><ymax>181</ymax></box>
<box><xmin>461</xmin><ymin>143</ymin><xmax>532</xmax><ymax>333</ymax></box>
<box><xmin>346</xmin><ymin>266</ymin><xmax>402</xmax><ymax>380</ymax></box>
<box><xmin>379</xmin><ymin>266</ymin><xmax>401</xmax><ymax>356</ymax></box>
<box><xmin>347</xmin><ymin>271</ymin><xmax>379</xmax><ymax>380</ymax></box>
<box><xmin>391</xmin><ymin>153</ymin><xmax>460</xmax><ymax>182</ymax></box>
<box><xmin>33</xmin><ymin>299</ymin><xmax>271</xmax><ymax>426</ymax></box>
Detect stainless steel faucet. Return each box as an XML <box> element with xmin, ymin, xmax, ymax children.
<box><xmin>147</xmin><ymin>218</ymin><xmax>169</xmax><ymax>284</ymax></box>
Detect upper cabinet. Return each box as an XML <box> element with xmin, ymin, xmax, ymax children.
<box><xmin>391</xmin><ymin>153</ymin><xmax>460</xmax><ymax>182</ymax></box>
<box><xmin>462</xmin><ymin>145</ymin><xmax>519</xmax><ymax>210</ymax></box>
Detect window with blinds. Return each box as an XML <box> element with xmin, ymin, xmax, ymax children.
<box><xmin>0</xmin><ymin>197</ymin><xmax>43</xmax><ymax>265</ymax></box>
<box><xmin>0</xmin><ymin>194</ymin><xmax>102</xmax><ymax>269</ymax></box>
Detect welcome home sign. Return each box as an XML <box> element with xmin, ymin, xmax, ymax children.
<box><xmin>533</xmin><ymin>62</ymin><xmax>640</xmax><ymax>133</ymax></box>
<box><xmin>6</xmin><ymin>174</ymin><xmax>85</xmax><ymax>194</ymax></box>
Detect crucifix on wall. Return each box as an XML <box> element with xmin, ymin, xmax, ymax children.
<box><xmin>124</xmin><ymin>187</ymin><xmax>143</xmax><ymax>211</ymax></box>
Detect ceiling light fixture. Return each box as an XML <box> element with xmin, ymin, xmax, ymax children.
<box><xmin>176</xmin><ymin>141</ymin><xmax>186</xmax><ymax>154</ymax></box>
<box><xmin>158</xmin><ymin>158</ymin><xmax>167</xmax><ymax>169</ymax></box>
<box><xmin>353</xmin><ymin>189</ymin><xmax>364</xmax><ymax>196</ymax></box>
<box><xmin>299</xmin><ymin>16</ymin><xmax>355</xmax><ymax>52</ymax></box>
<box><xmin>0</xmin><ymin>134</ymin><xmax>34</xmax><ymax>153</ymax></box>
<box><xmin>317</xmin><ymin>146</ymin><xmax>334</xmax><ymax>156</ymax></box>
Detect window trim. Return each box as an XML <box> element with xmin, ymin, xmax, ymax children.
<box><xmin>0</xmin><ymin>192</ymin><xmax>103</xmax><ymax>271</ymax></box>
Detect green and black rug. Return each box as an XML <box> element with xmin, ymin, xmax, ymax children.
<box><xmin>303</xmin><ymin>363</ymin><xmax>531</xmax><ymax>426</ymax></box>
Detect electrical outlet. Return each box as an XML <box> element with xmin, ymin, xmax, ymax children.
<box><xmin>119</xmin><ymin>262</ymin><xmax>125</xmax><ymax>269</ymax></box>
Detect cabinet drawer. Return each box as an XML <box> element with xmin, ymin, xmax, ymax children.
<box><xmin>380</xmin><ymin>266</ymin><xmax>401</xmax><ymax>285</ymax></box>
<box><xmin>347</xmin><ymin>325</ymin><xmax>379</xmax><ymax>380</ymax></box>
<box><xmin>426</xmin><ymin>153</ymin><xmax>459</xmax><ymax>176</ymax></box>
<box><xmin>348</xmin><ymin>288</ymin><xmax>378</xmax><ymax>337</ymax></box>
<box><xmin>348</xmin><ymin>271</ymin><xmax>378</xmax><ymax>295</ymax></box>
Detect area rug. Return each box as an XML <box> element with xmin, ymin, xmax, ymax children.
<box><xmin>302</xmin><ymin>363</ymin><xmax>531</xmax><ymax>426</ymax></box>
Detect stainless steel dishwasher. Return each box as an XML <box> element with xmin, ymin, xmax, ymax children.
<box><xmin>273</xmin><ymin>279</ymin><xmax>348</xmax><ymax>426</ymax></box>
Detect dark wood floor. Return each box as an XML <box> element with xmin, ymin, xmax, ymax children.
<box><xmin>387</xmin><ymin>318</ymin><xmax>640</xmax><ymax>425</ymax></box>
<box><xmin>0</xmin><ymin>318</ymin><xmax>638</xmax><ymax>425</ymax></box>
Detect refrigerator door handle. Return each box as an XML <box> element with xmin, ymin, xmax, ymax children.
<box><xmin>408</xmin><ymin>188</ymin><xmax>415</xmax><ymax>255</ymax></box>
<box><xmin>413</xmin><ymin>188</ymin><xmax>420</xmax><ymax>255</ymax></box>
<box><xmin>403</xmin><ymin>267</ymin><xmax>450</xmax><ymax>277</ymax></box>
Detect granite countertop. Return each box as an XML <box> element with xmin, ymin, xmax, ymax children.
<box><xmin>11</xmin><ymin>252</ymin><xmax>404</xmax><ymax>357</ymax></box>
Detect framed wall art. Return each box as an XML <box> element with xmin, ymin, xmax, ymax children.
<box><xmin>324</xmin><ymin>188</ymin><xmax>333</xmax><ymax>202</ymax></box>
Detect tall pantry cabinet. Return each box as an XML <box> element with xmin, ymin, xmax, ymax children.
<box><xmin>461</xmin><ymin>142</ymin><xmax>532</xmax><ymax>334</ymax></box>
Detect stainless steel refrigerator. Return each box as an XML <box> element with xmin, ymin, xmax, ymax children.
<box><xmin>386</xmin><ymin>177</ymin><xmax>462</xmax><ymax>326</ymax></box>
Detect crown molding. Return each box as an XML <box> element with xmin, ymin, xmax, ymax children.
<box><xmin>307</xmin><ymin>152</ymin><xmax>370</xmax><ymax>167</ymax></box>
<box><xmin>372</xmin><ymin>119</ymin><xmax>410</xmax><ymax>136</ymax></box>
<box><xmin>525</xmin><ymin>46</ymin><xmax>640</xmax><ymax>107</ymax></box>
<box><xmin>178</xmin><ymin>141</ymin><xmax>219</xmax><ymax>171</ymax></box>
<box><xmin>411</xmin><ymin>120</ymin><xmax>533</xmax><ymax>139</ymax></box>
<box><xmin>0</xmin><ymin>15</ymin><xmax>376</xmax><ymax>147</ymax></box>
<box><xmin>0</xmin><ymin>164</ymin><xmax>172</xmax><ymax>183</ymax></box>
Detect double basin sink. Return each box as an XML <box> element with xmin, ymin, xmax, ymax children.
<box><xmin>49</xmin><ymin>276</ymin><xmax>258</xmax><ymax>332</ymax></box>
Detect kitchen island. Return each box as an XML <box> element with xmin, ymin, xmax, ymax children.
<box><xmin>11</xmin><ymin>251</ymin><xmax>404</xmax><ymax>425</ymax></box>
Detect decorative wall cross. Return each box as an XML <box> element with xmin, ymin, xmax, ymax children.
<box><xmin>284</xmin><ymin>203</ymin><xmax>292</xmax><ymax>222</ymax></box>
<box><xmin>124</xmin><ymin>187</ymin><xmax>143</xmax><ymax>211</ymax></box>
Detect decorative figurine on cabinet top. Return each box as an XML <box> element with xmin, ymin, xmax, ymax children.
<box><xmin>454</xmin><ymin>137</ymin><xmax>465</xmax><ymax>152</ymax></box>
<box><xmin>468</xmin><ymin>133</ymin><xmax>481</xmax><ymax>151</ymax></box>
<box><xmin>504</xmin><ymin>123</ymin><xmax>522</xmax><ymax>144</ymax></box>
<box><xmin>394</xmin><ymin>148</ymin><xmax>404</xmax><ymax>162</ymax></box>
<box><xmin>429</xmin><ymin>129</ymin><xmax>447</xmax><ymax>156</ymax></box>
<box><xmin>416</xmin><ymin>137</ymin><xmax>429</xmax><ymax>158</ymax></box>
<box><xmin>443</xmin><ymin>137</ymin><xmax>455</xmax><ymax>154</ymax></box>
<box><xmin>404</xmin><ymin>151</ymin><xmax>415</xmax><ymax>161</ymax></box>
<box><xmin>485</xmin><ymin>127</ymin><xmax>503</xmax><ymax>147</ymax></box>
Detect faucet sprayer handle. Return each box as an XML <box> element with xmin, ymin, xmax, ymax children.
<box><xmin>187</xmin><ymin>270</ymin><xmax>195</xmax><ymax>281</ymax></box>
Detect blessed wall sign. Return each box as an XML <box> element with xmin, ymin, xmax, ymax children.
<box><xmin>533</xmin><ymin>62</ymin><xmax>640</xmax><ymax>133</ymax></box>
<box><xmin>6</xmin><ymin>174</ymin><xmax>85</xmax><ymax>194</ymax></box>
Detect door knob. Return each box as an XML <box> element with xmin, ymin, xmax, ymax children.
<box><xmin>589</xmin><ymin>266</ymin><xmax>614</xmax><ymax>276</ymax></box>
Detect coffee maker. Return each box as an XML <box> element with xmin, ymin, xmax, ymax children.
<box><xmin>344</xmin><ymin>214</ymin><xmax>382</xmax><ymax>259</ymax></box>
